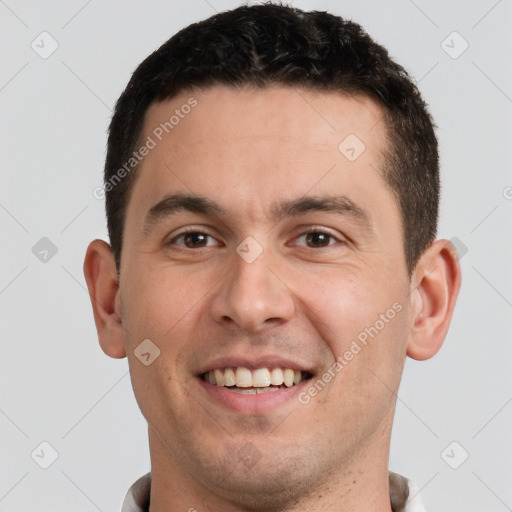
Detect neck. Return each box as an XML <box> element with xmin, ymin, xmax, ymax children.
<box><xmin>147</xmin><ymin>422</ymin><xmax>395</xmax><ymax>512</ymax></box>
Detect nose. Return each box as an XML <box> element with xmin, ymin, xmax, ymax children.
<box><xmin>209</xmin><ymin>247</ymin><xmax>295</xmax><ymax>333</ymax></box>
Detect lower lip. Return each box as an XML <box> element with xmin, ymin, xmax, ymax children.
<box><xmin>197</xmin><ymin>377</ymin><xmax>309</xmax><ymax>413</ymax></box>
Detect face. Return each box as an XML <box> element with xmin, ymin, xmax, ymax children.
<box><xmin>119</xmin><ymin>86</ymin><xmax>413</xmax><ymax>505</ymax></box>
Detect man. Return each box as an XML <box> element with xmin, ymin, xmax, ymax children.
<box><xmin>84</xmin><ymin>4</ymin><xmax>461</xmax><ymax>511</ymax></box>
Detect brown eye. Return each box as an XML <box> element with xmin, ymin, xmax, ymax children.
<box><xmin>304</xmin><ymin>232</ymin><xmax>332</xmax><ymax>247</ymax></box>
<box><xmin>170</xmin><ymin>231</ymin><xmax>218</xmax><ymax>249</ymax></box>
<box><xmin>183</xmin><ymin>233</ymin><xmax>209</xmax><ymax>248</ymax></box>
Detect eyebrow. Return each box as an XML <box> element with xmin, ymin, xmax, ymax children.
<box><xmin>143</xmin><ymin>193</ymin><xmax>373</xmax><ymax>234</ymax></box>
<box><xmin>143</xmin><ymin>194</ymin><xmax>223</xmax><ymax>233</ymax></box>
<box><xmin>271</xmin><ymin>195</ymin><xmax>372</xmax><ymax>229</ymax></box>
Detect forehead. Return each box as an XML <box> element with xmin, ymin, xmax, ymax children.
<box><xmin>126</xmin><ymin>85</ymin><xmax>397</xmax><ymax>233</ymax></box>
<box><xmin>143</xmin><ymin>85</ymin><xmax>386</xmax><ymax>157</ymax></box>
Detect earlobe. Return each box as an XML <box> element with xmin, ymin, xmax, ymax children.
<box><xmin>83</xmin><ymin>239</ymin><xmax>127</xmax><ymax>359</ymax></box>
<box><xmin>406</xmin><ymin>239</ymin><xmax>461</xmax><ymax>361</ymax></box>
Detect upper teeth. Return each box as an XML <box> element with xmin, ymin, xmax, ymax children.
<box><xmin>206</xmin><ymin>367</ymin><xmax>303</xmax><ymax>388</ymax></box>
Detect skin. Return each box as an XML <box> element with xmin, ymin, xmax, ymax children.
<box><xmin>84</xmin><ymin>86</ymin><xmax>461</xmax><ymax>512</ymax></box>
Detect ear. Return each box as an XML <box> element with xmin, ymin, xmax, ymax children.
<box><xmin>83</xmin><ymin>239</ymin><xmax>126</xmax><ymax>358</ymax></box>
<box><xmin>407</xmin><ymin>239</ymin><xmax>461</xmax><ymax>360</ymax></box>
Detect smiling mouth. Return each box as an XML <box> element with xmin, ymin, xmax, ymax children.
<box><xmin>201</xmin><ymin>367</ymin><xmax>313</xmax><ymax>394</ymax></box>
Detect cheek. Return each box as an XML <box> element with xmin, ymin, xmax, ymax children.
<box><xmin>122</xmin><ymin>262</ymin><xmax>212</xmax><ymax>342</ymax></box>
<box><xmin>293</xmin><ymin>270</ymin><xmax>384</xmax><ymax>354</ymax></box>
<box><xmin>295</xmin><ymin>268</ymin><xmax>408</xmax><ymax>390</ymax></box>
<box><xmin>120</xmin><ymin>263</ymin><xmax>216</xmax><ymax>405</ymax></box>
<box><xmin>122</xmin><ymin>286</ymin><xmax>198</xmax><ymax>431</ymax></box>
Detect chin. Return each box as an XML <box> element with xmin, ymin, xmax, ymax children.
<box><xmin>212</xmin><ymin>472</ymin><xmax>307</xmax><ymax>512</ymax></box>
<box><xmin>194</xmin><ymin>442</ymin><xmax>330</xmax><ymax>512</ymax></box>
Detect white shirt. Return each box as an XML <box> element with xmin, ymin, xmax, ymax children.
<box><xmin>121</xmin><ymin>472</ymin><xmax>427</xmax><ymax>512</ymax></box>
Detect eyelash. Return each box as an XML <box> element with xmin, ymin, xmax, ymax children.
<box><xmin>166</xmin><ymin>227</ymin><xmax>344</xmax><ymax>250</ymax></box>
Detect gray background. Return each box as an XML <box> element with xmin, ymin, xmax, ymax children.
<box><xmin>1</xmin><ymin>0</ymin><xmax>511</xmax><ymax>510</ymax></box>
